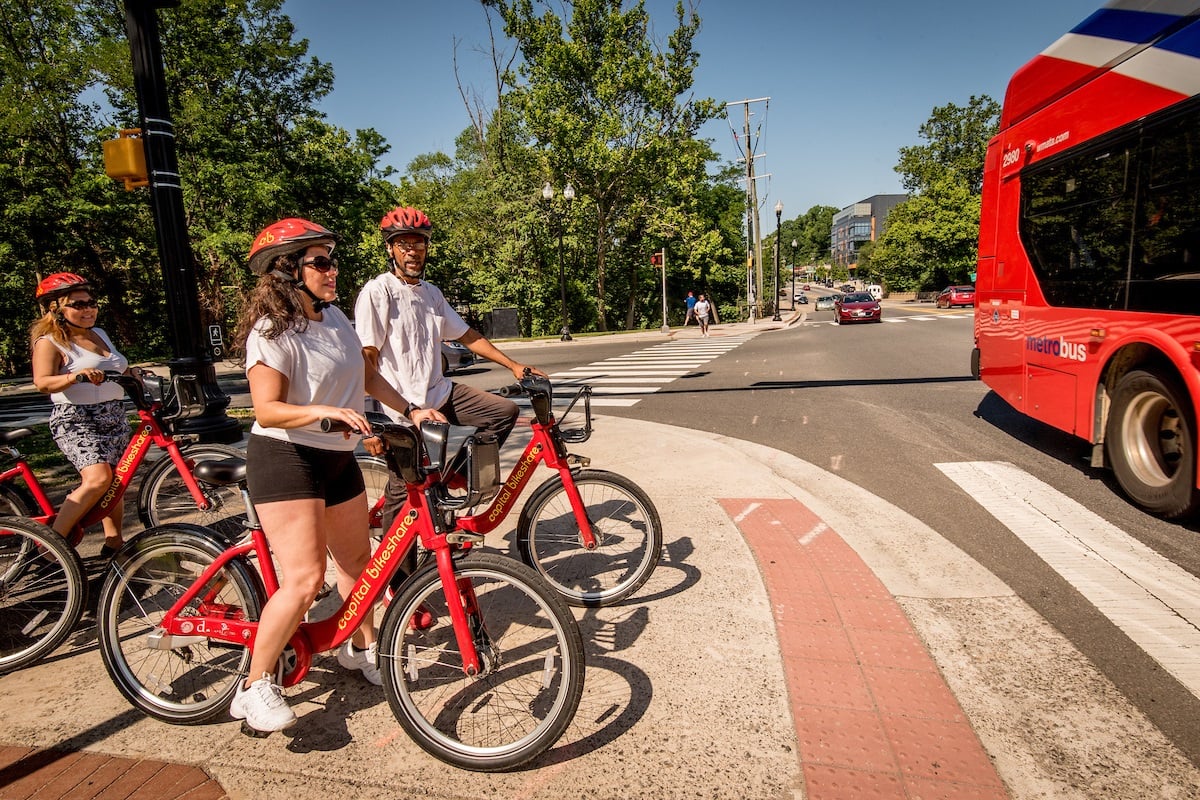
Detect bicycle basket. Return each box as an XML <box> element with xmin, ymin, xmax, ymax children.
<box><xmin>557</xmin><ymin>384</ymin><xmax>593</xmax><ymax>444</ymax></box>
<box><xmin>162</xmin><ymin>374</ymin><xmax>208</xmax><ymax>423</ymax></box>
<box><xmin>436</xmin><ymin>431</ymin><xmax>501</xmax><ymax>511</ymax></box>
<box><xmin>380</xmin><ymin>425</ymin><xmax>422</xmax><ymax>484</ymax></box>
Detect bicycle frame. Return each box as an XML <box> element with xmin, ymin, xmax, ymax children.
<box><xmin>152</xmin><ymin>477</ymin><xmax>486</xmax><ymax>687</ymax></box>
<box><xmin>0</xmin><ymin>393</ymin><xmax>216</xmax><ymax>547</ymax></box>
<box><xmin>455</xmin><ymin>420</ymin><xmax>597</xmax><ymax>548</ymax></box>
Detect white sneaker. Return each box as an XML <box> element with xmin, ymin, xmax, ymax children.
<box><xmin>337</xmin><ymin>641</ymin><xmax>383</xmax><ymax>686</ymax></box>
<box><xmin>230</xmin><ymin>672</ymin><xmax>296</xmax><ymax>732</ymax></box>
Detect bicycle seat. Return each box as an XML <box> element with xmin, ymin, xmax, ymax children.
<box><xmin>193</xmin><ymin>456</ymin><xmax>248</xmax><ymax>486</ymax></box>
<box><xmin>0</xmin><ymin>428</ymin><xmax>36</xmax><ymax>445</ymax></box>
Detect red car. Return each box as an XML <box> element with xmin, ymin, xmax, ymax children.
<box><xmin>833</xmin><ymin>292</ymin><xmax>882</xmax><ymax>324</ymax></box>
<box><xmin>935</xmin><ymin>285</ymin><xmax>975</xmax><ymax>308</ymax></box>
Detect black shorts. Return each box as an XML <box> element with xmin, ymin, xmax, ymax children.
<box><xmin>246</xmin><ymin>434</ymin><xmax>365</xmax><ymax>506</ymax></box>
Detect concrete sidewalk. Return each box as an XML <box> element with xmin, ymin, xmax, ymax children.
<box><xmin>2</xmin><ymin>313</ymin><xmax>1199</xmax><ymax>798</ymax></box>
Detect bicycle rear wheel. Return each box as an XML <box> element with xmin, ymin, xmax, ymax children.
<box><xmin>517</xmin><ymin>469</ymin><xmax>662</xmax><ymax>607</ymax></box>
<box><xmin>96</xmin><ymin>524</ymin><xmax>263</xmax><ymax>724</ymax></box>
<box><xmin>0</xmin><ymin>516</ymin><xmax>86</xmax><ymax>674</ymax></box>
<box><xmin>0</xmin><ymin>483</ymin><xmax>38</xmax><ymax>517</ymax></box>
<box><xmin>136</xmin><ymin>443</ymin><xmax>247</xmax><ymax>538</ymax></box>
<box><xmin>377</xmin><ymin>551</ymin><xmax>585</xmax><ymax>771</ymax></box>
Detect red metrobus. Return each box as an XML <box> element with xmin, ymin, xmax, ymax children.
<box><xmin>973</xmin><ymin>1</ymin><xmax>1200</xmax><ymax>518</ymax></box>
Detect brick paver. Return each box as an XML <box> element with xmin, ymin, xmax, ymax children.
<box><xmin>0</xmin><ymin>745</ymin><xmax>228</xmax><ymax>800</ymax></box>
<box><xmin>720</xmin><ymin>497</ymin><xmax>1008</xmax><ymax>800</ymax></box>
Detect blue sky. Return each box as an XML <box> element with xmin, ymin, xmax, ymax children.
<box><xmin>282</xmin><ymin>0</ymin><xmax>1105</xmax><ymax>220</ymax></box>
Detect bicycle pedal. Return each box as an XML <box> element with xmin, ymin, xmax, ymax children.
<box><xmin>239</xmin><ymin>721</ymin><xmax>273</xmax><ymax>739</ymax></box>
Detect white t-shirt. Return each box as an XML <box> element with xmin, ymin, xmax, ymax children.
<box><xmin>43</xmin><ymin>328</ymin><xmax>129</xmax><ymax>405</ymax></box>
<box><xmin>694</xmin><ymin>300</ymin><xmax>711</xmax><ymax>319</ymax></box>
<box><xmin>354</xmin><ymin>272</ymin><xmax>469</xmax><ymax>421</ymax></box>
<box><xmin>245</xmin><ymin>306</ymin><xmax>364</xmax><ymax>451</ymax></box>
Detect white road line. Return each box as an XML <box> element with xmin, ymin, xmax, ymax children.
<box><xmin>936</xmin><ymin>460</ymin><xmax>1200</xmax><ymax>698</ymax></box>
<box><xmin>520</xmin><ymin>333</ymin><xmax>758</xmax><ymax>407</ymax></box>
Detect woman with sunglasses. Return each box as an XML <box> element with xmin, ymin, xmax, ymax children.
<box><xmin>30</xmin><ymin>272</ymin><xmax>137</xmax><ymax>553</ymax></box>
<box><xmin>228</xmin><ymin>218</ymin><xmax>412</xmax><ymax>734</ymax></box>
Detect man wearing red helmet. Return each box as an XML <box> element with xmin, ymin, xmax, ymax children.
<box><xmin>355</xmin><ymin>206</ymin><xmax>544</xmax><ymax>539</ymax></box>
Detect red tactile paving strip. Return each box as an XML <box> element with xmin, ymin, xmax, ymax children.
<box><xmin>720</xmin><ymin>498</ymin><xmax>1008</xmax><ymax>800</ymax></box>
<box><xmin>0</xmin><ymin>745</ymin><xmax>228</xmax><ymax>800</ymax></box>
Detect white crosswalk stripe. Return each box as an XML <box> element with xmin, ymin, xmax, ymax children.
<box><xmin>936</xmin><ymin>460</ymin><xmax>1200</xmax><ymax>700</ymax></box>
<box><xmin>534</xmin><ymin>333</ymin><xmax>758</xmax><ymax>408</ymax></box>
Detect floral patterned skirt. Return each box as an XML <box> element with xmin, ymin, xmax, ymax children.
<box><xmin>49</xmin><ymin>400</ymin><xmax>130</xmax><ymax>472</ymax></box>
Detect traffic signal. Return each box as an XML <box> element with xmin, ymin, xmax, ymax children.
<box><xmin>650</xmin><ymin>251</ymin><xmax>663</xmax><ymax>267</ymax></box>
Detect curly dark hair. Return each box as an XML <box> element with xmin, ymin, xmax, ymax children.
<box><xmin>232</xmin><ymin>252</ymin><xmax>311</xmax><ymax>366</ymax></box>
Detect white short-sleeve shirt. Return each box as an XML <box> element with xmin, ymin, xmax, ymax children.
<box><xmin>245</xmin><ymin>306</ymin><xmax>364</xmax><ymax>451</ymax></box>
<box><xmin>354</xmin><ymin>272</ymin><xmax>469</xmax><ymax>421</ymax></box>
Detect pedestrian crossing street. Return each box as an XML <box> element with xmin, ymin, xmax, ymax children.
<box><xmin>937</xmin><ymin>460</ymin><xmax>1200</xmax><ymax>701</ymax></box>
<box><xmin>536</xmin><ymin>332</ymin><xmax>760</xmax><ymax>408</ymax></box>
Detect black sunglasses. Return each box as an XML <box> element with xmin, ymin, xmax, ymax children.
<box><xmin>301</xmin><ymin>256</ymin><xmax>338</xmax><ymax>273</ymax></box>
<box><xmin>63</xmin><ymin>299</ymin><xmax>99</xmax><ymax>310</ymax></box>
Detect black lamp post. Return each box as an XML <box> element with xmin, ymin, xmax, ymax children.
<box><xmin>790</xmin><ymin>238</ymin><xmax>798</xmax><ymax>310</ymax></box>
<box><xmin>541</xmin><ymin>181</ymin><xmax>575</xmax><ymax>341</ymax></box>
<box><xmin>772</xmin><ymin>201</ymin><xmax>783</xmax><ymax>321</ymax></box>
<box><xmin>123</xmin><ymin>0</ymin><xmax>240</xmax><ymax>443</ymax></box>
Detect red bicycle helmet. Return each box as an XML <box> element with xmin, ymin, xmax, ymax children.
<box><xmin>379</xmin><ymin>206</ymin><xmax>432</xmax><ymax>243</ymax></box>
<box><xmin>36</xmin><ymin>272</ymin><xmax>93</xmax><ymax>306</ymax></box>
<box><xmin>247</xmin><ymin>217</ymin><xmax>337</xmax><ymax>275</ymax></box>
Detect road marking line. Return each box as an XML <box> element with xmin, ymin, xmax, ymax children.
<box><xmin>936</xmin><ymin>460</ymin><xmax>1200</xmax><ymax>698</ymax></box>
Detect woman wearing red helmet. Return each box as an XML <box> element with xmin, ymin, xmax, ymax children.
<box><xmin>30</xmin><ymin>272</ymin><xmax>137</xmax><ymax>553</ymax></box>
<box><xmin>229</xmin><ymin>217</ymin><xmax>412</xmax><ymax>734</ymax></box>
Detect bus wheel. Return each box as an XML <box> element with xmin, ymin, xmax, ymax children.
<box><xmin>1106</xmin><ymin>369</ymin><xmax>1200</xmax><ymax>519</ymax></box>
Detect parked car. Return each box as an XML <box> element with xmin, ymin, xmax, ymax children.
<box><xmin>441</xmin><ymin>340</ymin><xmax>476</xmax><ymax>373</ymax></box>
<box><xmin>834</xmin><ymin>292</ymin><xmax>882</xmax><ymax>324</ymax></box>
<box><xmin>815</xmin><ymin>294</ymin><xmax>838</xmax><ymax>311</ymax></box>
<box><xmin>935</xmin><ymin>285</ymin><xmax>976</xmax><ymax>308</ymax></box>
<box><xmin>794</xmin><ymin>292</ymin><xmax>809</xmax><ymax>304</ymax></box>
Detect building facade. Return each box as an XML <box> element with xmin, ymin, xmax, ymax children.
<box><xmin>830</xmin><ymin>194</ymin><xmax>907</xmax><ymax>274</ymax></box>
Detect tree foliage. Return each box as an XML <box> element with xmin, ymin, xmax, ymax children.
<box><xmin>872</xmin><ymin>96</ymin><xmax>998</xmax><ymax>290</ymax></box>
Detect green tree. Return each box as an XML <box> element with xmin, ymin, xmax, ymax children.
<box><xmin>873</xmin><ymin>96</ymin><xmax>998</xmax><ymax>290</ymax></box>
<box><xmin>895</xmin><ymin>95</ymin><xmax>999</xmax><ymax>195</ymax></box>
<box><xmin>489</xmin><ymin>0</ymin><xmax>722</xmax><ymax>331</ymax></box>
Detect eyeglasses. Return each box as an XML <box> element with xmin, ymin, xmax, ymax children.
<box><xmin>63</xmin><ymin>299</ymin><xmax>99</xmax><ymax>310</ymax></box>
<box><xmin>390</xmin><ymin>239</ymin><xmax>428</xmax><ymax>252</ymax></box>
<box><xmin>301</xmin><ymin>256</ymin><xmax>338</xmax><ymax>273</ymax></box>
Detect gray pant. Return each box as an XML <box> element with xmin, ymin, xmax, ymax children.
<box><xmin>381</xmin><ymin>382</ymin><xmax>518</xmax><ymax>577</ymax></box>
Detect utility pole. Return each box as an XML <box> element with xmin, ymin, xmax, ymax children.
<box><xmin>726</xmin><ymin>97</ymin><xmax>769</xmax><ymax>322</ymax></box>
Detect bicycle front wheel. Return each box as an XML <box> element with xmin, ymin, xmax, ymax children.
<box><xmin>517</xmin><ymin>469</ymin><xmax>662</xmax><ymax>607</ymax></box>
<box><xmin>96</xmin><ymin>524</ymin><xmax>263</xmax><ymax>724</ymax></box>
<box><xmin>136</xmin><ymin>443</ymin><xmax>247</xmax><ymax>538</ymax></box>
<box><xmin>0</xmin><ymin>516</ymin><xmax>86</xmax><ymax>674</ymax></box>
<box><xmin>378</xmin><ymin>551</ymin><xmax>585</xmax><ymax>772</ymax></box>
<box><xmin>356</xmin><ymin>453</ymin><xmax>389</xmax><ymax>530</ymax></box>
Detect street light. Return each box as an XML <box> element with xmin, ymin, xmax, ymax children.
<box><xmin>772</xmin><ymin>201</ymin><xmax>783</xmax><ymax>321</ymax></box>
<box><xmin>790</xmin><ymin>238</ymin><xmax>798</xmax><ymax>310</ymax></box>
<box><xmin>542</xmin><ymin>181</ymin><xmax>575</xmax><ymax>341</ymax></box>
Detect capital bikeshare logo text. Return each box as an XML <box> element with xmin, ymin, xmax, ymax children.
<box><xmin>1026</xmin><ymin>334</ymin><xmax>1086</xmax><ymax>362</ymax></box>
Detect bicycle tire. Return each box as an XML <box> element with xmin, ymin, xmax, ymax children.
<box><xmin>96</xmin><ymin>524</ymin><xmax>263</xmax><ymax>724</ymax></box>
<box><xmin>357</xmin><ymin>453</ymin><xmax>389</xmax><ymax>530</ymax></box>
<box><xmin>0</xmin><ymin>483</ymin><xmax>38</xmax><ymax>517</ymax></box>
<box><xmin>517</xmin><ymin>469</ymin><xmax>662</xmax><ymax>607</ymax></box>
<box><xmin>377</xmin><ymin>551</ymin><xmax>585</xmax><ymax>771</ymax></box>
<box><xmin>0</xmin><ymin>516</ymin><xmax>86</xmax><ymax>674</ymax></box>
<box><xmin>136</xmin><ymin>443</ymin><xmax>247</xmax><ymax>538</ymax></box>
